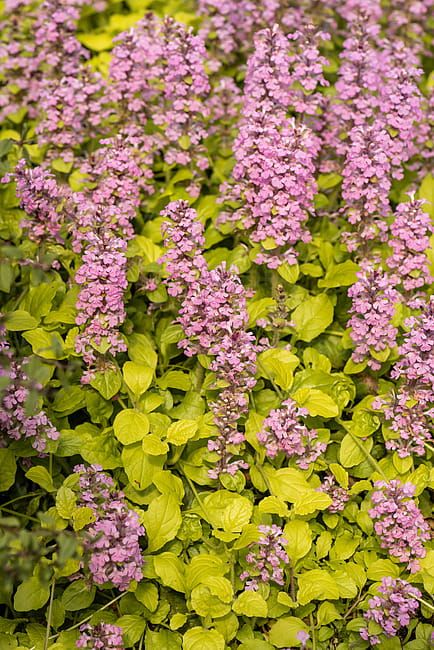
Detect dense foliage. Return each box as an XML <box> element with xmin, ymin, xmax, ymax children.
<box><xmin>0</xmin><ymin>0</ymin><xmax>433</xmax><ymax>648</ymax></box>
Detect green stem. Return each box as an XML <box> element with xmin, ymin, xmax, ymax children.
<box><xmin>424</xmin><ymin>442</ymin><xmax>434</xmax><ymax>454</ymax></box>
<box><xmin>346</xmin><ymin>431</ymin><xmax>387</xmax><ymax>480</ymax></box>
<box><xmin>326</xmin><ymin>330</ymin><xmax>344</xmax><ymax>337</ymax></box>
<box><xmin>310</xmin><ymin>613</ymin><xmax>317</xmax><ymax>650</ymax></box>
<box><xmin>0</xmin><ymin>491</ymin><xmax>43</xmax><ymax>509</ymax></box>
<box><xmin>0</xmin><ymin>507</ymin><xmax>40</xmax><ymax>522</ymax></box>
<box><xmin>184</xmin><ymin>473</ymin><xmax>213</xmax><ymax>523</ymax></box>
<box><xmin>59</xmin><ymin>593</ymin><xmax>124</xmax><ymax>635</ymax></box>
<box><xmin>417</xmin><ymin>596</ymin><xmax>434</xmax><ymax>613</ymax></box>
<box><xmin>255</xmin><ymin>463</ymin><xmax>273</xmax><ymax>494</ymax></box>
<box><xmin>44</xmin><ymin>577</ymin><xmax>56</xmax><ymax>650</ymax></box>
<box><xmin>118</xmin><ymin>398</ymin><xmax>128</xmax><ymax>409</ymax></box>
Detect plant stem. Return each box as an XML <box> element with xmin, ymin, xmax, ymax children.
<box><xmin>44</xmin><ymin>577</ymin><xmax>56</xmax><ymax>650</ymax></box>
<box><xmin>0</xmin><ymin>506</ymin><xmax>40</xmax><ymax>522</ymax></box>
<box><xmin>346</xmin><ymin>430</ymin><xmax>387</xmax><ymax>480</ymax></box>
<box><xmin>310</xmin><ymin>613</ymin><xmax>317</xmax><ymax>650</ymax></box>
<box><xmin>417</xmin><ymin>596</ymin><xmax>434</xmax><ymax>612</ymax></box>
<box><xmin>183</xmin><ymin>473</ymin><xmax>213</xmax><ymax>523</ymax></box>
<box><xmin>1</xmin><ymin>491</ymin><xmax>44</xmax><ymax>508</ymax></box>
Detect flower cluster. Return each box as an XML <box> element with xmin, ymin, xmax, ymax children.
<box><xmin>319</xmin><ymin>474</ymin><xmax>350</xmax><ymax>513</ymax></box>
<box><xmin>75</xmin><ymin>464</ymin><xmax>144</xmax><ymax>590</ymax></box>
<box><xmin>161</xmin><ymin>200</ymin><xmax>258</xmax><ymax>477</ymax></box>
<box><xmin>220</xmin><ymin>26</ymin><xmax>319</xmax><ymax>268</ymax></box>
<box><xmin>387</xmin><ymin>198</ymin><xmax>433</xmax><ymax>293</ymax></box>
<box><xmin>360</xmin><ymin>577</ymin><xmax>421</xmax><ymax>646</ymax></box>
<box><xmin>71</xmin><ymin>139</ymin><xmax>149</xmax><ymax>380</ymax></box>
<box><xmin>3</xmin><ymin>159</ymin><xmax>68</xmax><ymax>245</ymax></box>
<box><xmin>347</xmin><ymin>261</ymin><xmax>399</xmax><ymax>370</ymax></box>
<box><xmin>110</xmin><ymin>14</ymin><xmax>210</xmax><ymax>189</ymax></box>
<box><xmin>240</xmin><ymin>525</ymin><xmax>289</xmax><ymax>591</ymax></box>
<box><xmin>374</xmin><ymin>390</ymin><xmax>433</xmax><ymax>458</ymax></box>
<box><xmin>76</xmin><ymin>623</ymin><xmax>124</xmax><ymax>649</ymax></box>
<box><xmin>258</xmin><ymin>398</ymin><xmax>326</xmax><ymax>469</ymax></box>
<box><xmin>369</xmin><ymin>480</ymin><xmax>430</xmax><ymax>572</ymax></box>
<box><xmin>0</xmin><ymin>328</ymin><xmax>59</xmax><ymax>453</ymax></box>
<box><xmin>198</xmin><ymin>0</ymin><xmax>280</xmax><ymax>61</ymax></box>
<box><xmin>392</xmin><ymin>297</ymin><xmax>434</xmax><ymax>394</ymax></box>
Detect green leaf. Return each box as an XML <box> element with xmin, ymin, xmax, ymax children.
<box><xmin>317</xmin><ymin>172</ymin><xmax>342</xmax><ymax>190</ymax></box>
<box><xmin>143</xmin><ymin>494</ymin><xmax>182</xmax><ymax>552</ymax></box>
<box><xmin>14</xmin><ymin>577</ymin><xmax>50</xmax><ymax>611</ymax></box>
<box><xmin>78</xmin><ymin>32</ymin><xmax>113</xmax><ymax>51</ymax></box>
<box><xmin>23</xmin><ymin>328</ymin><xmax>66</xmax><ymax>360</ymax></box>
<box><xmin>4</xmin><ymin>310</ymin><xmax>39</xmax><ymax>331</ymax></box>
<box><xmin>283</xmin><ymin>520</ymin><xmax>312</xmax><ymax>562</ymax></box>
<box><xmin>142</xmin><ymin>434</ymin><xmax>169</xmax><ymax>455</ymax></box>
<box><xmin>202</xmin><ymin>491</ymin><xmax>253</xmax><ymax>532</ymax></box>
<box><xmin>185</xmin><ymin>555</ymin><xmax>227</xmax><ymax>591</ymax></box>
<box><xmin>56</xmin><ymin>486</ymin><xmax>76</xmax><ymax>519</ymax></box>
<box><xmin>264</xmin><ymin>467</ymin><xmax>310</xmax><ymax>503</ymax></box>
<box><xmin>145</xmin><ymin>629</ymin><xmax>181</xmax><ymax>650</ymax></box>
<box><xmin>0</xmin><ymin>449</ymin><xmax>16</xmax><ymax>491</ymax></box>
<box><xmin>190</xmin><ymin>584</ymin><xmax>231</xmax><ymax>618</ymax></box>
<box><xmin>339</xmin><ymin>434</ymin><xmax>373</xmax><ymax>468</ymax></box>
<box><xmin>329</xmin><ymin>533</ymin><xmax>360</xmax><ymax>560</ymax></box>
<box><xmin>135</xmin><ymin>582</ymin><xmax>159</xmax><ymax>612</ymax></box>
<box><xmin>116</xmin><ymin>615</ymin><xmax>145</xmax><ymax>646</ymax></box>
<box><xmin>317</xmin><ymin>602</ymin><xmax>342</xmax><ymax>626</ymax></box>
<box><xmin>153</xmin><ymin>552</ymin><xmax>186</xmax><ymax>593</ymax></box>
<box><xmin>293</xmin><ymin>490</ymin><xmax>332</xmax><ymax>515</ymax></box>
<box><xmin>292</xmin><ymin>294</ymin><xmax>334</xmax><ymax>342</ymax></box>
<box><xmin>418</xmin><ymin>173</ymin><xmax>434</xmax><ymax>217</ymax></box>
<box><xmin>25</xmin><ymin>466</ymin><xmax>55</xmax><ymax>492</ymax></box>
<box><xmin>166</xmin><ymin>420</ymin><xmax>198</xmax><ymax>445</ymax></box>
<box><xmin>53</xmin><ymin>385</ymin><xmax>86</xmax><ymax>414</ymax></box>
<box><xmin>258</xmin><ymin>349</ymin><xmax>299</xmax><ymax>391</ymax></box>
<box><xmin>233</xmin><ymin>591</ymin><xmax>268</xmax><ymax>617</ymax></box>
<box><xmin>113</xmin><ymin>409</ymin><xmax>150</xmax><ymax>445</ymax></box>
<box><xmin>61</xmin><ymin>580</ymin><xmax>95</xmax><ymax>611</ymax></box>
<box><xmin>292</xmin><ymin>388</ymin><xmax>339</xmax><ymax>418</ymax></box>
<box><xmin>318</xmin><ymin>260</ymin><xmax>359</xmax><ymax>288</ymax></box>
<box><xmin>90</xmin><ymin>368</ymin><xmax>122</xmax><ymax>400</ymax></box>
<box><xmin>268</xmin><ymin>617</ymin><xmax>310</xmax><ymax>648</ymax></box>
<box><xmin>123</xmin><ymin>361</ymin><xmax>154</xmax><ymax>396</ymax></box>
<box><xmin>366</xmin><ymin>559</ymin><xmax>400</xmax><ymax>581</ymax></box>
<box><xmin>122</xmin><ymin>443</ymin><xmax>165</xmax><ymax>490</ymax></box>
<box><xmin>297</xmin><ymin>569</ymin><xmax>340</xmax><ymax>605</ymax></box>
<box><xmin>277</xmin><ymin>262</ymin><xmax>299</xmax><ymax>284</ymax></box>
<box><xmin>183</xmin><ymin>627</ymin><xmax>225</xmax><ymax>650</ymax></box>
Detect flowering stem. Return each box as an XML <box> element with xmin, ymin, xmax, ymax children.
<box><xmin>1</xmin><ymin>491</ymin><xmax>44</xmax><ymax>508</ymax></box>
<box><xmin>183</xmin><ymin>472</ymin><xmax>213</xmax><ymax>523</ymax></box>
<box><xmin>57</xmin><ymin>593</ymin><xmax>124</xmax><ymax>635</ymax></box>
<box><xmin>424</xmin><ymin>442</ymin><xmax>434</xmax><ymax>454</ymax></box>
<box><xmin>309</xmin><ymin>613</ymin><xmax>317</xmax><ymax>650</ymax></box>
<box><xmin>0</xmin><ymin>506</ymin><xmax>40</xmax><ymax>522</ymax></box>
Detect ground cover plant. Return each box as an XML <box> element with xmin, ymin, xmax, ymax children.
<box><xmin>0</xmin><ymin>0</ymin><xmax>433</xmax><ymax>648</ymax></box>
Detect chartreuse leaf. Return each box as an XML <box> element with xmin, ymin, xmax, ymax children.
<box><xmin>185</xmin><ymin>555</ymin><xmax>227</xmax><ymax>591</ymax></box>
<box><xmin>283</xmin><ymin>520</ymin><xmax>312</xmax><ymax>562</ymax></box>
<box><xmin>153</xmin><ymin>553</ymin><xmax>186</xmax><ymax>593</ymax></box>
<box><xmin>183</xmin><ymin>627</ymin><xmax>225</xmax><ymax>650</ymax></box>
<box><xmin>233</xmin><ymin>591</ymin><xmax>268</xmax><ymax>617</ymax></box>
<box><xmin>14</xmin><ymin>577</ymin><xmax>50</xmax><ymax>611</ymax></box>
<box><xmin>166</xmin><ymin>419</ymin><xmax>198</xmax><ymax>445</ymax></box>
<box><xmin>143</xmin><ymin>494</ymin><xmax>182</xmax><ymax>552</ymax></box>
<box><xmin>292</xmin><ymin>294</ymin><xmax>334</xmax><ymax>341</ymax></box>
<box><xmin>419</xmin><ymin>173</ymin><xmax>434</xmax><ymax>217</ymax></box>
<box><xmin>135</xmin><ymin>582</ymin><xmax>159</xmax><ymax>612</ymax></box>
<box><xmin>145</xmin><ymin>628</ymin><xmax>182</xmax><ymax>649</ymax></box>
<box><xmin>297</xmin><ymin>569</ymin><xmax>340</xmax><ymax>605</ymax></box>
<box><xmin>116</xmin><ymin>615</ymin><xmax>146</xmax><ymax>646</ymax></box>
<box><xmin>25</xmin><ymin>466</ymin><xmax>55</xmax><ymax>492</ymax></box>
<box><xmin>113</xmin><ymin>409</ymin><xmax>150</xmax><ymax>444</ymax></box>
<box><xmin>90</xmin><ymin>368</ymin><xmax>122</xmax><ymax>400</ymax></box>
<box><xmin>292</xmin><ymin>387</ymin><xmax>339</xmax><ymax>418</ymax></box>
<box><xmin>23</xmin><ymin>328</ymin><xmax>66</xmax><ymax>359</ymax></box>
<box><xmin>202</xmin><ymin>491</ymin><xmax>253</xmax><ymax>532</ymax></box>
<box><xmin>122</xmin><ymin>443</ymin><xmax>165</xmax><ymax>490</ymax></box>
<box><xmin>190</xmin><ymin>584</ymin><xmax>231</xmax><ymax>618</ymax></box>
<box><xmin>339</xmin><ymin>434</ymin><xmax>373</xmax><ymax>467</ymax></box>
<box><xmin>123</xmin><ymin>361</ymin><xmax>154</xmax><ymax>396</ymax></box>
<box><xmin>61</xmin><ymin>580</ymin><xmax>95</xmax><ymax>611</ymax></box>
<box><xmin>4</xmin><ymin>310</ymin><xmax>39</xmax><ymax>331</ymax></box>
<box><xmin>263</xmin><ymin>467</ymin><xmax>310</xmax><ymax>502</ymax></box>
<box><xmin>318</xmin><ymin>260</ymin><xmax>359</xmax><ymax>288</ymax></box>
<box><xmin>0</xmin><ymin>449</ymin><xmax>16</xmax><ymax>491</ymax></box>
<box><xmin>269</xmin><ymin>617</ymin><xmax>310</xmax><ymax>648</ymax></box>
<box><xmin>293</xmin><ymin>490</ymin><xmax>332</xmax><ymax>515</ymax></box>
<box><xmin>257</xmin><ymin>348</ymin><xmax>299</xmax><ymax>390</ymax></box>
<box><xmin>56</xmin><ymin>486</ymin><xmax>76</xmax><ymax>519</ymax></box>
